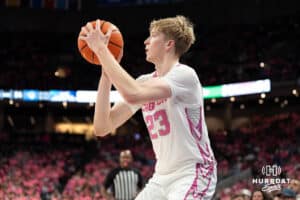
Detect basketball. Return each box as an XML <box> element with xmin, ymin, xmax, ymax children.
<box><xmin>77</xmin><ymin>20</ymin><xmax>124</xmax><ymax>65</ymax></box>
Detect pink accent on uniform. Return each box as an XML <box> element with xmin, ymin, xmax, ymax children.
<box><xmin>145</xmin><ymin>115</ymin><xmax>158</xmax><ymax>139</ymax></box>
<box><xmin>154</xmin><ymin>109</ymin><xmax>170</xmax><ymax>136</ymax></box>
<box><xmin>185</xmin><ymin>107</ymin><xmax>203</xmax><ymax>141</ymax></box>
<box><xmin>198</xmin><ymin>143</ymin><xmax>215</xmax><ymax>164</ymax></box>
<box><xmin>184</xmin><ymin>107</ymin><xmax>215</xmax><ymax>199</ymax></box>
<box><xmin>185</xmin><ymin>107</ymin><xmax>215</xmax><ymax>164</ymax></box>
<box><xmin>145</xmin><ymin>109</ymin><xmax>171</xmax><ymax>140</ymax></box>
<box><xmin>183</xmin><ymin>163</ymin><xmax>214</xmax><ymax>200</ymax></box>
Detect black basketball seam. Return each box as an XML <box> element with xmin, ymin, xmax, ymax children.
<box><xmin>109</xmin><ymin>41</ymin><xmax>123</xmax><ymax>48</ymax></box>
<box><xmin>101</xmin><ymin>21</ymin><xmax>106</xmax><ymax>30</ymax></box>
<box><xmin>92</xmin><ymin>52</ymin><xmax>95</xmax><ymax>63</ymax></box>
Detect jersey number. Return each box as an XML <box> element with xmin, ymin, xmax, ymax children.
<box><xmin>145</xmin><ymin>110</ymin><xmax>170</xmax><ymax>139</ymax></box>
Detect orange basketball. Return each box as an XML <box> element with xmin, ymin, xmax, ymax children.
<box><xmin>77</xmin><ymin>20</ymin><xmax>124</xmax><ymax>65</ymax></box>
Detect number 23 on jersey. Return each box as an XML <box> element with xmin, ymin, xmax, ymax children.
<box><xmin>145</xmin><ymin>109</ymin><xmax>170</xmax><ymax>140</ymax></box>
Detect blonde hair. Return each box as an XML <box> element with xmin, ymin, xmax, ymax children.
<box><xmin>150</xmin><ymin>15</ymin><xmax>196</xmax><ymax>56</ymax></box>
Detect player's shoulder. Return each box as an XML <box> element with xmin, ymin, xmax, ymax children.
<box><xmin>136</xmin><ymin>72</ymin><xmax>154</xmax><ymax>82</ymax></box>
<box><xmin>169</xmin><ymin>63</ymin><xmax>197</xmax><ymax>77</ymax></box>
<box><xmin>167</xmin><ymin>63</ymin><xmax>199</xmax><ymax>83</ymax></box>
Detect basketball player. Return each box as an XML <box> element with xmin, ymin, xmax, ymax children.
<box><xmin>80</xmin><ymin>15</ymin><xmax>217</xmax><ymax>200</ymax></box>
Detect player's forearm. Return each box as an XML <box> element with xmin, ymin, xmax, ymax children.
<box><xmin>93</xmin><ymin>73</ymin><xmax>113</xmax><ymax>137</ymax></box>
<box><xmin>95</xmin><ymin>47</ymin><xmax>142</xmax><ymax>104</ymax></box>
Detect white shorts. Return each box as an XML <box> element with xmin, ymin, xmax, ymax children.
<box><xmin>135</xmin><ymin>163</ymin><xmax>217</xmax><ymax>200</ymax></box>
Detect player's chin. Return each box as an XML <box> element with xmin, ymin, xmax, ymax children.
<box><xmin>145</xmin><ymin>55</ymin><xmax>153</xmax><ymax>63</ymax></box>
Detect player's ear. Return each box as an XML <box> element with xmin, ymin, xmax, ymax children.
<box><xmin>165</xmin><ymin>40</ymin><xmax>175</xmax><ymax>51</ymax></box>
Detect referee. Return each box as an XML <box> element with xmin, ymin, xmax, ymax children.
<box><xmin>101</xmin><ymin>150</ymin><xmax>143</xmax><ymax>200</ymax></box>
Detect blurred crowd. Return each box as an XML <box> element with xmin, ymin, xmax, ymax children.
<box><xmin>186</xmin><ymin>15</ymin><xmax>300</xmax><ymax>86</ymax></box>
<box><xmin>0</xmin><ymin>112</ymin><xmax>299</xmax><ymax>199</ymax></box>
<box><xmin>213</xmin><ymin>112</ymin><xmax>300</xmax><ymax>200</ymax></box>
<box><xmin>0</xmin><ymin>131</ymin><xmax>155</xmax><ymax>199</ymax></box>
<box><xmin>0</xmin><ymin>14</ymin><xmax>299</xmax><ymax>90</ymax></box>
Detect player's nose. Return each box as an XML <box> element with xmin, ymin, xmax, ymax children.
<box><xmin>144</xmin><ymin>37</ymin><xmax>149</xmax><ymax>45</ymax></box>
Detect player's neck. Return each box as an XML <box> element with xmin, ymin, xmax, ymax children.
<box><xmin>155</xmin><ymin>56</ymin><xmax>179</xmax><ymax>77</ymax></box>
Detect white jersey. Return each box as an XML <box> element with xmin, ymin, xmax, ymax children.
<box><xmin>130</xmin><ymin>63</ymin><xmax>216</xmax><ymax>175</ymax></box>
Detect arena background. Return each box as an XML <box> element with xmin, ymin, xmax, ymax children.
<box><xmin>0</xmin><ymin>0</ymin><xmax>300</xmax><ymax>199</ymax></box>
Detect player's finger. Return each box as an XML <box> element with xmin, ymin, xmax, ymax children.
<box><xmin>105</xmin><ymin>27</ymin><xmax>113</xmax><ymax>38</ymax></box>
<box><xmin>96</xmin><ymin>19</ymin><xmax>101</xmax><ymax>31</ymax></box>
<box><xmin>86</xmin><ymin>22</ymin><xmax>93</xmax><ymax>32</ymax></box>
<box><xmin>78</xmin><ymin>36</ymin><xmax>87</xmax><ymax>41</ymax></box>
<box><xmin>80</xmin><ymin>27</ymin><xmax>88</xmax><ymax>35</ymax></box>
<box><xmin>105</xmin><ymin>29</ymin><xmax>113</xmax><ymax>43</ymax></box>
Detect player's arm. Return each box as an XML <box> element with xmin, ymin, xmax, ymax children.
<box><xmin>93</xmin><ymin>72</ymin><xmax>135</xmax><ymax>137</ymax></box>
<box><xmin>80</xmin><ymin>20</ymin><xmax>172</xmax><ymax>105</ymax></box>
<box><xmin>96</xmin><ymin>47</ymin><xmax>172</xmax><ymax>105</ymax></box>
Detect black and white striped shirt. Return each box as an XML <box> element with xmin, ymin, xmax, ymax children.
<box><xmin>104</xmin><ymin>167</ymin><xmax>143</xmax><ymax>200</ymax></box>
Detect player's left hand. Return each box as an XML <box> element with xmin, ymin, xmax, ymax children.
<box><xmin>79</xmin><ymin>19</ymin><xmax>113</xmax><ymax>53</ymax></box>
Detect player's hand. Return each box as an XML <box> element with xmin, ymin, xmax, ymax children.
<box><xmin>79</xmin><ymin>19</ymin><xmax>113</xmax><ymax>53</ymax></box>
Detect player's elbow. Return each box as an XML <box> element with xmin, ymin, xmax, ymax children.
<box><xmin>93</xmin><ymin>124</ymin><xmax>111</xmax><ymax>137</ymax></box>
<box><xmin>93</xmin><ymin>128</ymin><xmax>108</xmax><ymax>137</ymax></box>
